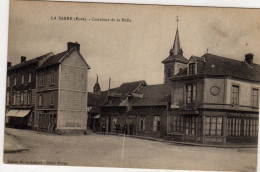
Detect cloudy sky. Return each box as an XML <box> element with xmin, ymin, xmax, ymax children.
<box><xmin>7</xmin><ymin>0</ymin><xmax>260</xmax><ymax>91</ymax></box>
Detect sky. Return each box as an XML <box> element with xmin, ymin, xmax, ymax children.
<box><xmin>7</xmin><ymin>0</ymin><xmax>260</xmax><ymax>92</ymax></box>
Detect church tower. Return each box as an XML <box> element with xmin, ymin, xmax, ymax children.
<box><xmin>161</xmin><ymin>17</ymin><xmax>188</xmax><ymax>84</ymax></box>
<box><xmin>93</xmin><ymin>75</ymin><xmax>101</xmax><ymax>94</ymax></box>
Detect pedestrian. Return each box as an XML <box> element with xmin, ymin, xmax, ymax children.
<box><xmin>123</xmin><ymin>123</ymin><xmax>128</xmax><ymax>135</ymax></box>
<box><xmin>102</xmin><ymin>123</ymin><xmax>106</xmax><ymax>135</ymax></box>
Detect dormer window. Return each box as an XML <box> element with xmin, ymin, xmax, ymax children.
<box><xmin>189</xmin><ymin>63</ymin><xmax>195</xmax><ymax>75</ymax></box>
<box><xmin>167</xmin><ymin>67</ymin><xmax>172</xmax><ymax>77</ymax></box>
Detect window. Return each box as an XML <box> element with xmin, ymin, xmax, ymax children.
<box><xmin>49</xmin><ymin>93</ymin><xmax>54</xmax><ymax>106</ymax></box>
<box><xmin>13</xmin><ymin>92</ymin><xmax>16</xmax><ymax>105</ymax></box>
<box><xmin>14</xmin><ymin>75</ymin><xmax>16</xmax><ymax>86</ymax></box>
<box><xmin>167</xmin><ymin>67</ymin><xmax>172</xmax><ymax>77</ymax></box>
<box><xmin>16</xmin><ymin>91</ymin><xmax>20</xmax><ymax>105</ymax></box>
<box><xmin>189</xmin><ymin>63</ymin><xmax>195</xmax><ymax>75</ymax></box>
<box><xmin>243</xmin><ymin>119</ymin><xmax>258</xmax><ymax>136</ymax></box>
<box><xmin>184</xmin><ymin>116</ymin><xmax>196</xmax><ymax>135</ymax></box>
<box><xmin>227</xmin><ymin>118</ymin><xmax>242</xmax><ymax>136</ymax></box>
<box><xmin>186</xmin><ymin>84</ymin><xmax>196</xmax><ymax>104</ymax></box>
<box><xmin>24</xmin><ymin>91</ymin><xmax>27</xmax><ymax>105</ymax></box>
<box><xmin>39</xmin><ymin>73</ymin><xmax>44</xmax><ymax>86</ymax></box>
<box><xmin>7</xmin><ymin>76</ymin><xmax>10</xmax><ymax>87</ymax></box>
<box><xmin>21</xmin><ymin>74</ymin><xmax>24</xmax><ymax>84</ymax></box>
<box><xmin>28</xmin><ymin>73</ymin><xmax>32</xmax><ymax>83</ymax></box>
<box><xmin>153</xmin><ymin>116</ymin><xmax>160</xmax><ymax>132</ymax></box>
<box><xmin>172</xmin><ymin>115</ymin><xmax>184</xmax><ymax>132</ymax></box>
<box><xmin>252</xmin><ymin>89</ymin><xmax>259</xmax><ymax>107</ymax></box>
<box><xmin>38</xmin><ymin>94</ymin><xmax>43</xmax><ymax>107</ymax></box>
<box><xmin>139</xmin><ymin>116</ymin><xmax>145</xmax><ymax>131</ymax></box>
<box><xmin>20</xmin><ymin>92</ymin><xmax>24</xmax><ymax>105</ymax></box>
<box><xmin>27</xmin><ymin>91</ymin><xmax>31</xmax><ymax>105</ymax></box>
<box><xmin>231</xmin><ymin>85</ymin><xmax>239</xmax><ymax>105</ymax></box>
<box><xmin>50</xmin><ymin>71</ymin><xmax>56</xmax><ymax>85</ymax></box>
<box><xmin>205</xmin><ymin>116</ymin><xmax>223</xmax><ymax>136</ymax></box>
<box><xmin>6</xmin><ymin>92</ymin><xmax>9</xmax><ymax>105</ymax></box>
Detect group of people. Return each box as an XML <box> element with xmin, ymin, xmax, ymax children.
<box><xmin>101</xmin><ymin>122</ymin><xmax>134</xmax><ymax>135</ymax></box>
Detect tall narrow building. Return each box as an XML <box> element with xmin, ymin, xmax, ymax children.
<box><xmin>162</xmin><ymin>18</ymin><xmax>188</xmax><ymax>83</ymax></box>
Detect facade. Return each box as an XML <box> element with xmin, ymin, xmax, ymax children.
<box><xmin>167</xmin><ymin>53</ymin><xmax>260</xmax><ymax>144</ymax></box>
<box><xmin>5</xmin><ymin>53</ymin><xmax>53</xmax><ymax>128</ymax></box>
<box><xmin>34</xmin><ymin>42</ymin><xmax>90</xmax><ymax>134</ymax></box>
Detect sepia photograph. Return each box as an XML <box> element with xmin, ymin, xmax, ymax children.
<box><xmin>2</xmin><ymin>0</ymin><xmax>260</xmax><ymax>171</ymax></box>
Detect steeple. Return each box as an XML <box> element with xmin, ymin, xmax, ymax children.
<box><xmin>93</xmin><ymin>75</ymin><xmax>101</xmax><ymax>94</ymax></box>
<box><xmin>170</xmin><ymin>16</ymin><xmax>183</xmax><ymax>56</ymax></box>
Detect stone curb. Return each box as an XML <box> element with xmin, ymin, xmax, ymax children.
<box><xmin>96</xmin><ymin>132</ymin><xmax>257</xmax><ymax>148</ymax></box>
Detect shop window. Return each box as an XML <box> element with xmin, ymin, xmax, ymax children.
<box><xmin>184</xmin><ymin>116</ymin><xmax>196</xmax><ymax>135</ymax></box>
<box><xmin>205</xmin><ymin>116</ymin><xmax>223</xmax><ymax>136</ymax></box>
<box><xmin>153</xmin><ymin>116</ymin><xmax>160</xmax><ymax>132</ymax></box>
<box><xmin>252</xmin><ymin>89</ymin><xmax>259</xmax><ymax>107</ymax></box>
<box><xmin>243</xmin><ymin>119</ymin><xmax>258</xmax><ymax>137</ymax></box>
<box><xmin>172</xmin><ymin>115</ymin><xmax>184</xmax><ymax>132</ymax></box>
<box><xmin>231</xmin><ymin>85</ymin><xmax>239</xmax><ymax>105</ymax></box>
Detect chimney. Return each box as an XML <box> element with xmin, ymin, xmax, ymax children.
<box><xmin>67</xmin><ymin>42</ymin><xmax>80</xmax><ymax>52</ymax></box>
<box><xmin>7</xmin><ymin>62</ymin><xmax>11</xmax><ymax>68</ymax></box>
<box><xmin>21</xmin><ymin>56</ymin><xmax>26</xmax><ymax>63</ymax></box>
<box><xmin>245</xmin><ymin>53</ymin><xmax>253</xmax><ymax>66</ymax></box>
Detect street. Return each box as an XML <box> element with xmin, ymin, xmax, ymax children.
<box><xmin>3</xmin><ymin>128</ymin><xmax>258</xmax><ymax>171</ymax></box>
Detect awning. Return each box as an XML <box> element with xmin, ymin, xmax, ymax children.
<box><xmin>5</xmin><ymin>110</ymin><xmax>19</xmax><ymax>117</ymax></box>
<box><xmin>94</xmin><ymin>114</ymin><xmax>100</xmax><ymax>119</ymax></box>
<box><xmin>6</xmin><ymin>110</ymin><xmax>31</xmax><ymax>118</ymax></box>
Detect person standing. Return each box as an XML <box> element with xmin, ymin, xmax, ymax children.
<box><xmin>102</xmin><ymin>123</ymin><xmax>106</xmax><ymax>135</ymax></box>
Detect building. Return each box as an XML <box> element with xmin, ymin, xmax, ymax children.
<box><xmin>5</xmin><ymin>52</ymin><xmax>53</xmax><ymax>128</ymax></box>
<box><xmin>167</xmin><ymin>53</ymin><xmax>260</xmax><ymax>144</ymax></box>
<box><xmin>99</xmin><ymin>80</ymin><xmax>147</xmax><ymax>134</ymax></box>
<box><xmin>162</xmin><ymin>23</ymin><xmax>260</xmax><ymax>144</ymax></box>
<box><xmin>34</xmin><ymin>42</ymin><xmax>90</xmax><ymax>134</ymax></box>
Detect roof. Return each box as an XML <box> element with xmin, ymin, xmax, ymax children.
<box><xmin>132</xmin><ymin>84</ymin><xmax>171</xmax><ymax>106</ymax></box>
<box><xmin>8</xmin><ymin>52</ymin><xmax>53</xmax><ymax>71</ymax></box>
<box><xmin>38</xmin><ymin>51</ymin><xmax>68</xmax><ymax>69</ymax></box>
<box><xmin>101</xmin><ymin>80</ymin><xmax>146</xmax><ymax>106</ymax></box>
<box><xmin>162</xmin><ymin>54</ymin><xmax>189</xmax><ymax>64</ymax></box>
<box><xmin>202</xmin><ymin>53</ymin><xmax>260</xmax><ymax>82</ymax></box>
<box><xmin>38</xmin><ymin>47</ymin><xmax>90</xmax><ymax>70</ymax></box>
<box><xmin>88</xmin><ymin>92</ymin><xmax>102</xmax><ymax>106</ymax></box>
<box><xmin>174</xmin><ymin>53</ymin><xmax>260</xmax><ymax>82</ymax></box>
<box><xmin>112</xmin><ymin>80</ymin><xmax>147</xmax><ymax>96</ymax></box>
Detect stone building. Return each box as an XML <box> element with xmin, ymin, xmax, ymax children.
<box><xmin>5</xmin><ymin>52</ymin><xmax>53</xmax><ymax>128</ymax></box>
<box><xmin>34</xmin><ymin>42</ymin><xmax>90</xmax><ymax>134</ymax></box>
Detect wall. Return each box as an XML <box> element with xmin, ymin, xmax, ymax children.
<box><xmin>57</xmin><ymin>50</ymin><xmax>88</xmax><ymax>133</ymax></box>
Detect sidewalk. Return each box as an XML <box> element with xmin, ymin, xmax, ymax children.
<box><xmin>96</xmin><ymin>132</ymin><xmax>258</xmax><ymax>148</ymax></box>
<box><xmin>4</xmin><ymin>131</ymin><xmax>28</xmax><ymax>153</ymax></box>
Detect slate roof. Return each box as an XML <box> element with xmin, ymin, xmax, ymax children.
<box><xmin>162</xmin><ymin>54</ymin><xmax>189</xmax><ymax>64</ymax></box>
<box><xmin>112</xmin><ymin>80</ymin><xmax>146</xmax><ymax>96</ymax></box>
<box><xmin>8</xmin><ymin>52</ymin><xmax>53</xmax><ymax>71</ymax></box>
<box><xmin>174</xmin><ymin>53</ymin><xmax>260</xmax><ymax>82</ymax></box>
<box><xmin>202</xmin><ymin>53</ymin><xmax>260</xmax><ymax>82</ymax></box>
<box><xmin>38</xmin><ymin>47</ymin><xmax>90</xmax><ymax>70</ymax></box>
<box><xmin>37</xmin><ymin>51</ymin><xmax>68</xmax><ymax>69</ymax></box>
<box><xmin>133</xmin><ymin>84</ymin><xmax>172</xmax><ymax>106</ymax></box>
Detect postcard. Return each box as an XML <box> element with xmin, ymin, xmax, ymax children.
<box><xmin>2</xmin><ymin>0</ymin><xmax>260</xmax><ymax>172</ymax></box>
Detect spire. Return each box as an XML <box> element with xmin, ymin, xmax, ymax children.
<box><xmin>170</xmin><ymin>16</ymin><xmax>182</xmax><ymax>56</ymax></box>
<box><xmin>93</xmin><ymin>74</ymin><xmax>101</xmax><ymax>94</ymax></box>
